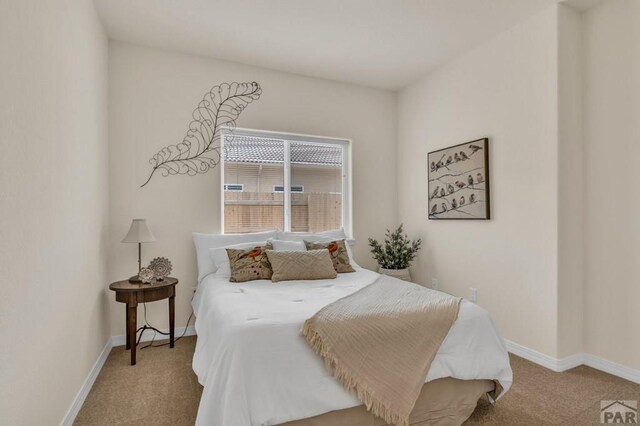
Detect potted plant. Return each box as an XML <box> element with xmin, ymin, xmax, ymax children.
<box><xmin>368</xmin><ymin>224</ymin><xmax>422</xmax><ymax>281</ymax></box>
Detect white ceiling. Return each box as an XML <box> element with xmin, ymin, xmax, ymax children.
<box><xmin>95</xmin><ymin>0</ymin><xmax>592</xmax><ymax>90</ymax></box>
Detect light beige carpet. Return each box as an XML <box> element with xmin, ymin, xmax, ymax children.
<box><xmin>75</xmin><ymin>336</ymin><xmax>639</xmax><ymax>425</ymax></box>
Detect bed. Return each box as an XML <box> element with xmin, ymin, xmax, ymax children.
<box><xmin>191</xmin><ymin>260</ymin><xmax>513</xmax><ymax>425</ymax></box>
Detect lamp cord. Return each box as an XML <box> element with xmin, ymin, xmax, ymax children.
<box><xmin>134</xmin><ymin>293</ymin><xmax>195</xmax><ymax>349</ymax></box>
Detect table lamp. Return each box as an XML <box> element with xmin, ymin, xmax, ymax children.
<box><xmin>122</xmin><ymin>218</ymin><xmax>156</xmax><ymax>283</ymax></box>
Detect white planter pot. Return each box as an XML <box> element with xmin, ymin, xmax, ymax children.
<box><xmin>378</xmin><ymin>267</ymin><xmax>411</xmax><ymax>282</ymax></box>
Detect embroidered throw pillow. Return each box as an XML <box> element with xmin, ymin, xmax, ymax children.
<box><xmin>265</xmin><ymin>249</ymin><xmax>338</xmax><ymax>282</ymax></box>
<box><xmin>226</xmin><ymin>244</ymin><xmax>273</xmax><ymax>282</ymax></box>
<box><xmin>304</xmin><ymin>239</ymin><xmax>355</xmax><ymax>273</ymax></box>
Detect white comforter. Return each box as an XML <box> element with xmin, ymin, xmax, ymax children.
<box><xmin>192</xmin><ymin>268</ymin><xmax>513</xmax><ymax>426</ymax></box>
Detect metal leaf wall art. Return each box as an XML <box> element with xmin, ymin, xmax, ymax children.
<box><xmin>141</xmin><ymin>81</ymin><xmax>262</xmax><ymax>187</ymax></box>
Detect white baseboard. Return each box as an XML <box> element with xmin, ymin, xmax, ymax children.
<box><xmin>557</xmin><ymin>353</ymin><xmax>585</xmax><ymax>372</ymax></box>
<box><xmin>111</xmin><ymin>325</ymin><xmax>196</xmax><ymax>347</ymax></box>
<box><xmin>61</xmin><ymin>333</ymin><xmax>638</xmax><ymax>425</ymax></box>
<box><xmin>505</xmin><ymin>339</ymin><xmax>640</xmax><ymax>384</ymax></box>
<box><xmin>60</xmin><ymin>338</ymin><xmax>112</xmax><ymax>426</ymax></box>
<box><xmin>583</xmin><ymin>353</ymin><xmax>640</xmax><ymax>384</ymax></box>
<box><xmin>505</xmin><ymin>339</ymin><xmax>565</xmax><ymax>371</ymax></box>
<box><xmin>61</xmin><ymin>325</ymin><xmax>197</xmax><ymax>425</ymax></box>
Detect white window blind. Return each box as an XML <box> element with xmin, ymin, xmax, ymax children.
<box><xmin>221</xmin><ymin>129</ymin><xmax>350</xmax><ymax>236</ymax></box>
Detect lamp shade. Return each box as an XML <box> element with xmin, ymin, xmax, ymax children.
<box><xmin>121</xmin><ymin>218</ymin><xmax>156</xmax><ymax>243</ymax></box>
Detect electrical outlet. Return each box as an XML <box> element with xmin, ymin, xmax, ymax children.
<box><xmin>431</xmin><ymin>278</ymin><xmax>439</xmax><ymax>290</ymax></box>
<box><xmin>470</xmin><ymin>288</ymin><xmax>477</xmax><ymax>303</ymax></box>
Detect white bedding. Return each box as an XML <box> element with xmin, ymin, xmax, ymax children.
<box><xmin>192</xmin><ymin>268</ymin><xmax>513</xmax><ymax>426</ymax></box>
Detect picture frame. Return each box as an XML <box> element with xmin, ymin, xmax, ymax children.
<box><xmin>427</xmin><ymin>138</ymin><xmax>490</xmax><ymax>220</ymax></box>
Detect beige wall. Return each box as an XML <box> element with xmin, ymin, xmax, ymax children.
<box><xmin>397</xmin><ymin>7</ymin><xmax>561</xmax><ymax>357</ymax></box>
<box><xmin>0</xmin><ymin>0</ymin><xmax>109</xmax><ymax>424</ymax></box>
<box><xmin>2</xmin><ymin>5</ymin><xmax>638</xmax><ymax>423</ymax></box>
<box><xmin>582</xmin><ymin>0</ymin><xmax>640</xmax><ymax>369</ymax></box>
<box><xmin>398</xmin><ymin>1</ymin><xmax>640</xmax><ymax>371</ymax></box>
<box><xmin>557</xmin><ymin>4</ymin><xmax>585</xmax><ymax>359</ymax></box>
<box><xmin>108</xmin><ymin>42</ymin><xmax>397</xmax><ymax>336</ymax></box>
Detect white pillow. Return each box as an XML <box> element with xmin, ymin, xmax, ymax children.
<box><xmin>193</xmin><ymin>230</ymin><xmax>277</xmax><ymax>282</ymax></box>
<box><xmin>276</xmin><ymin>228</ymin><xmax>347</xmax><ymax>242</ymax></box>
<box><xmin>344</xmin><ymin>243</ymin><xmax>359</xmax><ymax>269</ymax></box>
<box><xmin>269</xmin><ymin>239</ymin><xmax>307</xmax><ymax>252</ymax></box>
<box><xmin>215</xmin><ymin>264</ymin><xmax>231</xmax><ymax>277</ymax></box>
<box><xmin>277</xmin><ymin>229</ymin><xmax>360</xmax><ymax>268</ymax></box>
<box><xmin>208</xmin><ymin>241</ymin><xmax>268</xmax><ymax>278</ymax></box>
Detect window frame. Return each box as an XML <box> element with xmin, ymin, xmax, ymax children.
<box><xmin>220</xmin><ymin>127</ymin><xmax>352</xmax><ymax>237</ymax></box>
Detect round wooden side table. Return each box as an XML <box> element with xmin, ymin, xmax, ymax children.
<box><xmin>109</xmin><ymin>277</ymin><xmax>178</xmax><ymax>365</ymax></box>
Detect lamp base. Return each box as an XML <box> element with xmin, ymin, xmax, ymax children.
<box><xmin>128</xmin><ymin>274</ymin><xmax>142</xmax><ymax>283</ymax></box>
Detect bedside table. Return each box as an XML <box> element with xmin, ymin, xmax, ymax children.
<box><xmin>109</xmin><ymin>277</ymin><xmax>178</xmax><ymax>365</ymax></box>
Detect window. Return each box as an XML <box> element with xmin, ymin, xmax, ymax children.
<box><xmin>223</xmin><ymin>184</ymin><xmax>244</xmax><ymax>192</ymax></box>
<box><xmin>273</xmin><ymin>185</ymin><xmax>304</xmax><ymax>193</ymax></box>
<box><xmin>221</xmin><ymin>129</ymin><xmax>351</xmax><ymax>235</ymax></box>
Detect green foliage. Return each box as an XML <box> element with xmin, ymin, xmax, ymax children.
<box><xmin>367</xmin><ymin>224</ymin><xmax>422</xmax><ymax>270</ymax></box>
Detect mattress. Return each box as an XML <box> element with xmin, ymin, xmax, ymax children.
<box><xmin>192</xmin><ymin>268</ymin><xmax>512</xmax><ymax>426</ymax></box>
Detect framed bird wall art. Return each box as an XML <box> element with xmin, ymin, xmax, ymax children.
<box><xmin>428</xmin><ymin>138</ymin><xmax>490</xmax><ymax>220</ymax></box>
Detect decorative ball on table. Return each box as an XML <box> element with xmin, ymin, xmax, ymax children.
<box><xmin>139</xmin><ymin>267</ymin><xmax>155</xmax><ymax>284</ymax></box>
<box><xmin>149</xmin><ymin>257</ymin><xmax>172</xmax><ymax>281</ymax></box>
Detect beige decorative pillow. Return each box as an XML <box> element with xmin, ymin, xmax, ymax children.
<box><xmin>304</xmin><ymin>239</ymin><xmax>355</xmax><ymax>273</ymax></box>
<box><xmin>265</xmin><ymin>249</ymin><xmax>338</xmax><ymax>282</ymax></box>
<box><xmin>226</xmin><ymin>244</ymin><xmax>273</xmax><ymax>283</ymax></box>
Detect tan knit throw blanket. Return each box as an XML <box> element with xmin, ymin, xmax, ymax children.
<box><xmin>302</xmin><ymin>275</ymin><xmax>462</xmax><ymax>426</ymax></box>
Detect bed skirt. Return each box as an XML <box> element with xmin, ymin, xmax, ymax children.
<box><xmin>279</xmin><ymin>378</ymin><xmax>494</xmax><ymax>426</ymax></box>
